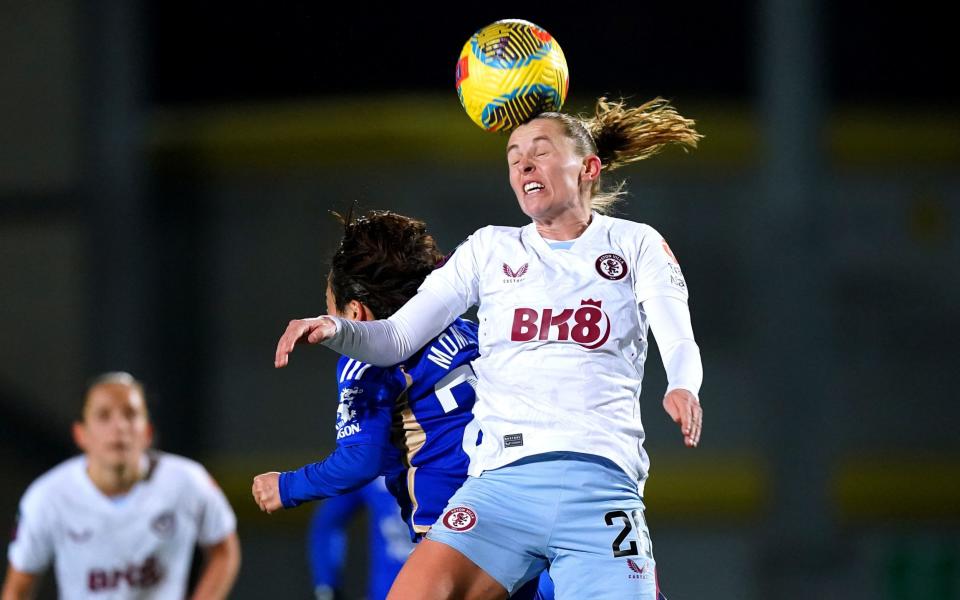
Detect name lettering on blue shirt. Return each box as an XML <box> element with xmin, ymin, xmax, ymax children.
<box><xmin>426</xmin><ymin>326</ymin><xmax>471</xmax><ymax>370</ymax></box>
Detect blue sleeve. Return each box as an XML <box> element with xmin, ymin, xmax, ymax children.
<box><xmin>332</xmin><ymin>358</ymin><xmax>406</xmax><ymax>448</ymax></box>
<box><xmin>279</xmin><ymin>357</ymin><xmax>406</xmax><ymax>509</ymax></box>
<box><xmin>308</xmin><ymin>489</ymin><xmax>363</xmax><ymax>589</ymax></box>
<box><xmin>279</xmin><ymin>444</ymin><xmax>384</xmax><ymax>509</ymax></box>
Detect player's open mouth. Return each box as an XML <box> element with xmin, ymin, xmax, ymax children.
<box><xmin>523</xmin><ymin>181</ymin><xmax>545</xmax><ymax>194</ymax></box>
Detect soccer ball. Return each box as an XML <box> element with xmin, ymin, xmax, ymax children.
<box><xmin>455</xmin><ymin>19</ymin><xmax>569</xmax><ymax>133</ymax></box>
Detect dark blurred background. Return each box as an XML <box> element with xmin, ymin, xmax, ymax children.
<box><xmin>2</xmin><ymin>1</ymin><xmax>958</xmax><ymax>598</ymax></box>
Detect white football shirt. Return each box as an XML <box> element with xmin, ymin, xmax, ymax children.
<box><xmin>7</xmin><ymin>452</ymin><xmax>236</xmax><ymax>599</ymax></box>
<box><xmin>420</xmin><ymin>213</ymin><xmax>693</xmax><ymax>489</ymax></box>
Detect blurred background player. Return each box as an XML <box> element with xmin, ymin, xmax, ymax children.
<box><xmin>2</xmin><ymin>372</ymin><xmax>240</xmax><ymax>600</ymax></box>
<box><xmin>308</xmin><ymin>478</ymin><xmax>413</xmax><ymax>600</ymax></box>
<box><xmin>254</xmin><ymin>210</ymin><xmax>551</xmax><ymax>599</ymax></box>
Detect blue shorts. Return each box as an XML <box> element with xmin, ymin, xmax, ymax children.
<box><xmin>427</xmin><ymin>452</ymin><xmax>660</xmax><ymax>600</ymax></box>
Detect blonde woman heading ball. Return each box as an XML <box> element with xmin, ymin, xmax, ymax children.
<box><xmin>276</xmin><ymin>99</ymin><xmax>704</xmax><ymax>600</ymax></box>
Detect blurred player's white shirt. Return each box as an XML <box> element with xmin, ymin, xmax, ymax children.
<box><xmin>421</xmin><ymin>213</ymin><xmax>690</xmax><ymax>492</ymax></box>
<box><xmin>8</xmin><ymin>452</ymin><xmax>236</xmax><ymax>599</ymax></box>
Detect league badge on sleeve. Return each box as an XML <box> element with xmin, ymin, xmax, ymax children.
<box><xmin>661</xmin><ymin>240</ymin><xmax>687</xmax><ymax>289</ymax></box>
<box><xmin>661</xmin><ymin>239</ymin><xmax>679</xmax><ymax>264</ymax></box>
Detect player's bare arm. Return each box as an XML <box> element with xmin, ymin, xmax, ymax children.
<box><xmin>663</xmin><ymin>388</ymin><xmax>702</xmax><ymax>448</ymax></box>
<box><xmin>274</xmin><ymin>317</ymin><xmax>338</xmax><ymax>368</ymax></box>
<box><xmin>189</xmin><ymin>532</ymin><xmax>240</xmax><ymax>600</ymax></box>
<box><xmin>1</xmin><ymin>567</ymin><xmax>38</xmax><ymax>600</ymax></box>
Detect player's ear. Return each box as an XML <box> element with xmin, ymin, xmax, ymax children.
<box><xmin>72</xmin><ymin>421</ymin><xmax>87</xmax><ymax>451</ymax></box>
<box><xmin>356</xmin><ymin>302</ymin><xmax>377</xmax><ymax>322</ymax></box>
<box><xmin>344</xmin><ymin>299</ymin><xmax>365</xmax><ymax>321</ymax></box>
<box><xmin>581</xmin><ymin>154</ymin><xmax>602</xmax><ymax>181</ymax></box>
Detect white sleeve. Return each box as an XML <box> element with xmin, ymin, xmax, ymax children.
<box><xmin>189</xmin><ymin>465</ymin><xmax>237</xmax><ymax>546</ymax></box>
<box><xmin>323</xmin><ymin>288</ymin><xmax>458</xmax><ymax>366</ymax></box>
<box><xmin>7</xmin><ymin>486</ymin><xmax>54</xmax><ymax>574</ymax></box>
<box><xmin>322</xmin><ymin>235</ymin><xmax>481</xmax><ymax>367</ymax></box>
<box><xmin>643</xmin><ymin>295</ymin><xmax>703</xmax><ymax>398</ymax></box>
<box><xmin>634</xmin><ymin>227</ymin><xmax>689</xmax><ymax>303</ymax></box>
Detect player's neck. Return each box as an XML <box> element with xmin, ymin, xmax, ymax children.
<box><xmin>86</xmin><ymin>459</ymin><xmax>144</xmax><ymax>496</ymax></box>
<box><xmin>534</xmin><ymin>210</ymin><xmax>591</xmax><ymax>241</ymax></box>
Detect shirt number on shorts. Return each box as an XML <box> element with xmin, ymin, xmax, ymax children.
<box><xmin>604</xmin><ymin>510</ymin><xmax>653</xmax><ymax>559</ymax></box>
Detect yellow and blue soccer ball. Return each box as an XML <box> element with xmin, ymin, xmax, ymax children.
<box><xmin>455</xmin><ymin>19</ymin><xmax>569</xmax><ymax>133</ymax></box>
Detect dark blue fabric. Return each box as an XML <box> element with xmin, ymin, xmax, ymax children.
<box><xmin>308</xmin><ymin>479</ymin><xmax>410</xmax><ymax>600</ymax></box>
<box><xmin>279</xmin><ymin>443</ymin><xmax>383</xmax><ymax>508</ymax></box>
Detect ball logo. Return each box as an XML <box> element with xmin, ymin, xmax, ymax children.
<box><xmin>595</xmin><ymin>253</ymin><xmax>628</xmax><ymax>280</ymax></box>
<box><xmin>442</xmin><ymin>506</ymin><xmax>477</xmax><ymax>532</ymax></box>
<box><xmin>511</xmin><ymin>299</ymin><xmax>611</xmax><ymax>349</ymax></box>
<box><xmin>455</xmin><ymin>56</ymin><xmax>469</xmax><ymax>87</ymax></box>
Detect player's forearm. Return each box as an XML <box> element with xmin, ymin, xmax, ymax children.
<box><xmin>644</xmin><ymin>295</ymin><xmax>703</xmax><ymax>396</ymax></box>
<box><xmin>660</xmin><ymin>337</ymin><xmax>703</xmax><ymax>397</ymax></box>
<box><xmin>189</xmin><ymin>533</ymin><xmax>240</xmax><ymax>600</ymax></box>
<box><xmin>324</xmin><ymin>288</ymin><xmax>456</xmax><ymax>366</ymax></box>
<box><xmin>279</xmin><ymin>444</ymin><xmax>384</xmax><ymax>508</ymax></box>
<box><xmin>1</xmin><ymin>567</ymin><xmax>38</xmax><ymax>600</ymax></box>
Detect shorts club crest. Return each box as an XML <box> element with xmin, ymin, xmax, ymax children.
<box><xmin>441</xmin><ymin>506</ymin><xmax>478</xmax><ymax>532</ymax></box>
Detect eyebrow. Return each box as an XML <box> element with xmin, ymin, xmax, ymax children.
<box><xmin>506</xmin><ymin>136</ymin><xmax>553</xmax><ymax>154</ymax></box>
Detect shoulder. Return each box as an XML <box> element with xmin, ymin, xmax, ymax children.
<box><xmin>476</xmin><ymin>224</ymin><xmax>523</xmax><ymax>236</ymax></box>
<box><xmin>150</xmin><ymin>452</ymin><xmax>218</xmax><ymax>491</ymax></box>
<box><xmin>336</xmin><ymin>357</ymin><xmax>406</xmax><ymax>410</ymax></box>
<box><xmin>598</xmin><ymin>216</ymin><xmax>669</xmax><ymax>260</ymax></box>
<box><xmin>20</xmin><ymin>455</ymin><xmax>84</xmax><ymax>506</ymax></box>
<box><xmin>463</xmin><ymin>224</ymin><xmax>524</xmax><ymax>247</ymax></box>
<box><xmin>424</xmin><ymin>316</ymin><xmax>480</xmax><ymax>347</ymax></box>
<box><xmin>336</xmin><ymin>355</ymin><xmax>394</xmax><ymax>386</ymax></box>
<box><xmin>599</xmin><ymin>214</ymin><xmax>662</xmax><ymax>240</ymax></box>
<box><xmin>450</xmin><ymin>317</ymin><xmax>480</xmax><ymax>340</ymax></box>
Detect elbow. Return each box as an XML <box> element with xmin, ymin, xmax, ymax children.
<box><xmin>352</xmin><ymin>448</ymin><xmax>385</xmax><ymax>483</ymax></box>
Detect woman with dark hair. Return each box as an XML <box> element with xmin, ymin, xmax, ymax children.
<box><xmin>253</xmin><ymin>211</ymin><xmax>480</xmax><ymax>536</ymax></box>
<box><xmin>276</xmin><ymin>98</ymin><xmax>705</xmax><ymax>600</ymax></box>
<box><xmin>252</xmin><ymin>211</ymin><xmax>552</xmax><ymax>599</ymax></box>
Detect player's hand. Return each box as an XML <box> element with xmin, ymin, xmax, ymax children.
<box><xmin>663</xmin><ymin>388</ymin><xmax>702</xmax><ymax>448</ymax></box>
<box><xmin>274</xmin><ymin>316</ymin><xmax>337</xmax><ymax>368</ymax></box>
<box><xmin>251</xmin><ymin>472</ymin><xmax>283</xmax><ymax>513</ymax></box>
